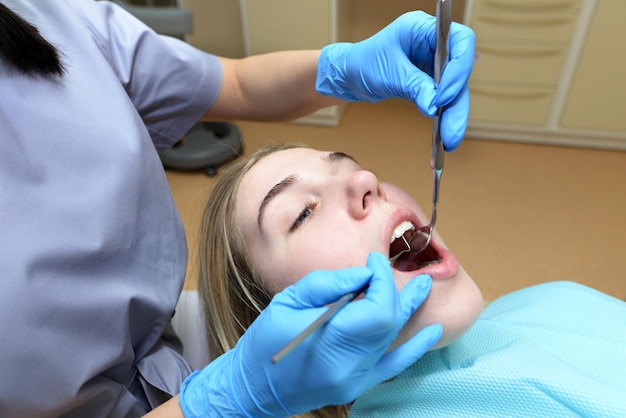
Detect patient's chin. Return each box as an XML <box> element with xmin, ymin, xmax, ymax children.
<box><xmin>431</xmin><ymin>323</ymin><xmax>473</xmax><ymax>350</ymax></box>
<box><xmin>389</xmin><ymin>273</ymin><xmax>484</xmax><ymax>353</ymax></box>
<box><xmin>389</xmin><ymin>312</ymin><xmax>479</xmax><ymax>353</ymax></box>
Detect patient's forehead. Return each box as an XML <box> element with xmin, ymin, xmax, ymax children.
<box><xmin>244</xmin><ymin>148</ymin><xmax>333</xmax><ymax>184</ymax></box>
<box><xmin>249</xmin><ymin>148</ymin><xmax>359</xmax><ymax>177</ymax></box>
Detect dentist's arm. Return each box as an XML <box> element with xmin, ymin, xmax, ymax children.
<box><xmin>203</xmin><ymin>50</ymin><xmax>340</xmax><ymax>123</ymax></box>
<box><xmin>144</xmin><ymin>396</ymin><xmax>183</xmax><ymax>418</ymax></box>
<box><xmin>202</xmin><ymin>11</ymin><xmax>474</xmax><ymax>150</ymax></box>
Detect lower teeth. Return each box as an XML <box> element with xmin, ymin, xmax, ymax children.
<box><xmin>418</xmin><ymin>259</ymin><xmax>442</xmax><ymax>269</ymax></box>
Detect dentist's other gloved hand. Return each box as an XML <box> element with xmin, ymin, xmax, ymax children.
<box><xmin>316</xmin><ymin>11</ymin><xmax>475</xmax><ymax>151</ymax></box>
<box><xmin>179</xmin><ymin>252</ymin><xmax>442</xmax><ymax>417</ymax></box>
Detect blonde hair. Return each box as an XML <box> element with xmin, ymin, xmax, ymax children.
<box><xmin>198</xmin><ymin>144</ymin><xmax>348</xmax><ymax>418</ymax></box>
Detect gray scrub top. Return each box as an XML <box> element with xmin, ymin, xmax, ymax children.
<box><xmin>0</xmin><ymin>1</ymin><xmax>221</xmax><ymax>416</ymax></box>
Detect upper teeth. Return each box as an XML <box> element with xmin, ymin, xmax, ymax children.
<box><xmin>390</xmin><ymin>221</ymin><xmax>415</xmax><ymax>243</ymax></box>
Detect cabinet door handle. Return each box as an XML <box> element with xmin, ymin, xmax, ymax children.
<box><xmin>477</xmin><ymin>44</ymin><xmax>563</xmax><ymax>57</ymax></box>
<box><xmin>477</xmin><ymin>14</ymin><xmax>572</xmax><ymax>27</ymax></box>
<box><xmin>471</xmin><ymin>85</ymin><xmax>551</xmax><ymax>99</ymax></box>
<box><xmin>482</xmin><ymin>0</ymin><xmax>578</xmax><ymax>11</ymax></box>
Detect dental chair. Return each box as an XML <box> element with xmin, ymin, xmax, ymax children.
<box><xmin>112</xmin><ymin>0</ymin><xmax>243</xmax><ymax>176</ymax></box>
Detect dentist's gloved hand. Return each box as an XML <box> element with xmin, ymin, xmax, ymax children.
<box><xmin>316</xmin><ymin>11</ymin><xmax>475</xmax><ymax>151</ymax></box>
<box><xmin>179</xmin><ymin>252</ymin><xmax>442</xmax><ymax>417</ymax></box>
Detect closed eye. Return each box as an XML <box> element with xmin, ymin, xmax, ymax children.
<box><xmin>289</xmin><ymin>201</ymin><xmax>316</xmax><ymax>232</ymax></box>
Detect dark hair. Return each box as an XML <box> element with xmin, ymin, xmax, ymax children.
<box><xmin>0</xmin><ymin>3</ymin><xmax>65</xmax><ymax>77</ymax></box>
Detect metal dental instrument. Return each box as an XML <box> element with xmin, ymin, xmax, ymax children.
<box><xmin>389</xmin><ymin>234</ymin><xmax>412</xmax><ymax>264</ymax></box>
<box><xmin>273</xmin><ymin>1</ymin><xmax>453</xmax><ymax>363</ymax></box>
<box><xmin>396</xmin><ymin>0</ymin><xmax>452</xmax><ymax>259</ymax></box>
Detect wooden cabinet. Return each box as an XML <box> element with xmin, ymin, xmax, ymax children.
<box><xmin>241</xmin><ymin>1</ymin><xmax>334</xmax><ymax>54</ymax></box>
<box><xmin>560</xmin><ymin>1</ymin><xmax>626</xmax><ymax>132</ymax></box>
<box><xmin>464</xmin><ymin>0</ymin><xmax>626</xmax><ymax>150</ymax></box>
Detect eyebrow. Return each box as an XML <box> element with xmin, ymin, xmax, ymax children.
<box><xmin>256</xmin><ymin>152</ymin><xmax>358</xmax><ymax>230</ymax></box>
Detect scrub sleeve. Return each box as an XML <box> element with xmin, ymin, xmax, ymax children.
<box><xmin>0</xmin><ymin>0</ymin><xmax>221</xmax><ymax>416</ymax></box>
<box><xmin>350</xmin><ymin>281</ymin><xmax>626</xmax><ymax>417</ymax></box>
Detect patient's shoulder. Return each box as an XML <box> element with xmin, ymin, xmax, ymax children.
<box><xmin>483</xmin><ymin>280</ymin><xmax>623</xmax><ymax>321</ymax></box>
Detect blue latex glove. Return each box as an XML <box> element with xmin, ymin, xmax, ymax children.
<box><xmin>316</xmin><ymin>11</ymin><xmax>475</xmax><ymax>151</ymax></box>
<box><xmin>179</xmin><ymin>252</ymin><xmax>442</xmax><ymax>417</ymax></box>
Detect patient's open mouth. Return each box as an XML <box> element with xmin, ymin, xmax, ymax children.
<box><xmin>390</xmin><ymin>230</ymin><xmax>442</xmax><ymax>272</ymax></box>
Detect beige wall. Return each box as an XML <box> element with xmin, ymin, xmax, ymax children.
<box><xmin>182</xmin><ymin>0</ymin><xmax>466</xmax><ymax>57</ymax></box>
<box><xmin>181</xmin><ymin>0</ymin><xmax>245</xmax><ymax>57</ymax></box>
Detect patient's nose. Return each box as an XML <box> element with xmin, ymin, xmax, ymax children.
<box><xmin>344</xmin><ymin>170</ymin><xmax>380</xmax><ymax>219</ymax></box>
